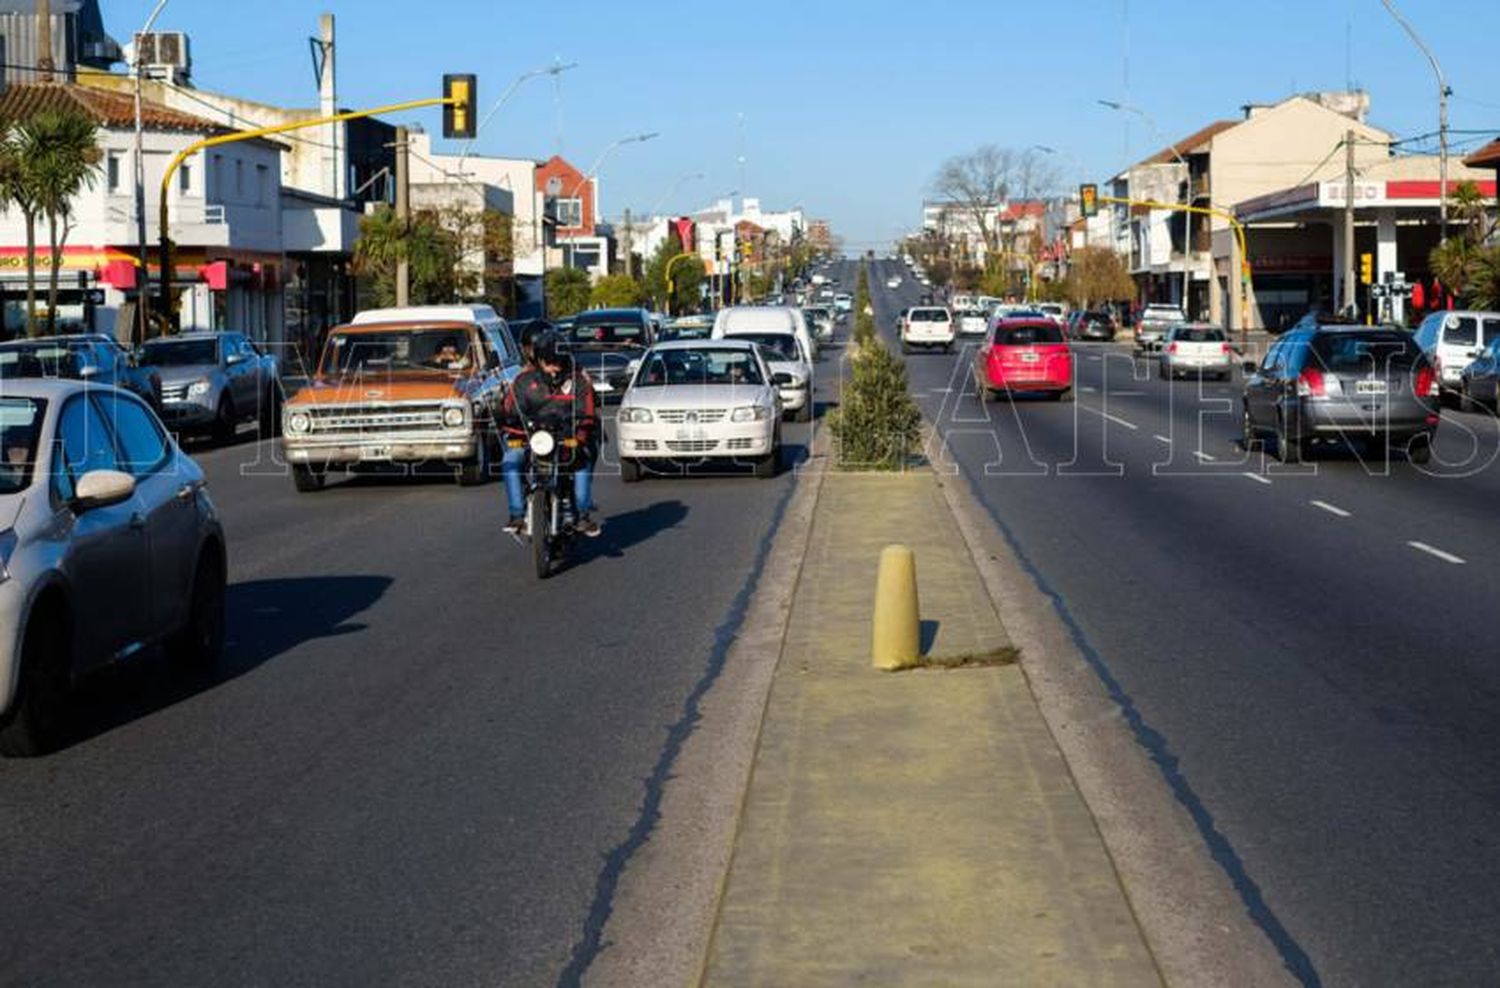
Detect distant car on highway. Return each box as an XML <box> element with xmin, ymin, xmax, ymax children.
<box><xmin>1036</xmin><ymin>302</ymin><xmax>1068</xmax><ymax>325</ymax></box>
<box><xmin>1134</xmin><ymin>304</ymin><xmax>1187</xmax><ymax>356</ymax></box>
<box><xmin>138</xmin><ymin>331</ymin><xmax>282</xmax><ymax>442</ymax></box>
<box><xmin>0</xmin><ymin>380</ymin><xmax>226</xmax><ymax>756</ymax></box>
<box><xmin>1158</xmin><ymin>324</ymin><xmax>1234</xmax><ymax>380</ymax></box>
<box><xmin>0</xmin><ymin>334</ymin><xmax>161</xmax><ymax>411</ymax></box>
<box><xmin>712</xmin><ymin>306</ymin><xmax>817</xmax><ymax>366</ymax></box>
<box><xmin>1067</xmin><ymin>311</ymin><xmax>1118</xmax><ymax>342</ymax></box>
<box><xmin>973</xmin><ymin>317</ymin><xmax>1073</xmax><ymax>402</ymax></box>
<box><xmin>803</xmin><ymin>306</ymin><xmax>835</xmax><ymax>341</ymax></box>
<box><xmin>1412</xmin><ymin>309</ymin><xmax>1500</xmax><ymax>403</ymax></box>
<box><xmin>616</xmin><ymin>339</ymin><xmax>786</xmax><ymax>481</ymax></box>
<box><xmin>1240</xmin><ymin>324</ymin><xmax>1439</xmax><ymax>464</ymax></box>
<box><xmin>886</xmin><ymin>276</ymin><xmax>902</xmax><ymax>289</ymax></box>
<box><xmin>564</xmin><ymin>308</ymin><xmax>657</xmax><ymax>400</ymax></box>
<box><xmin>833</xmin><ymin>293</ymin><xmax>853</xmax><ymax>314</ymax></box>
<box><xmin>900</xmin><ymin>306</ymin><xmax>955</xmax><ymax>354</ymax></box>
<box><xmin>955</xmin><ymin>308</ymin><xmax>989</xmax><ymax>337</ymax></box>
<box><xmin>659</xmin><ymin>314</ymin><xmax>714</xmax><ymax>342</ymax></box>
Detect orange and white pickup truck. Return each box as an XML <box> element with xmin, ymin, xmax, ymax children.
<box><xmin>279</xmin><ymin>305</ymin><xmax>523</xmax><ymax>492</ymax></box>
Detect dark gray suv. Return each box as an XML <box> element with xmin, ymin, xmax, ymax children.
<box><xmin>1240</xmin><ymin>324</ymin><xmax>1439</xmax><ymax>464</ymax></box>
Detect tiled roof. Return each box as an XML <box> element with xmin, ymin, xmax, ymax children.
<box><xmin>1464</xmin><ymin>138</ymin><xmax>1500</xmax><ymax>169</ymax></box>
<box><xmin>0</xmin><ymin>82</ymin><xmax>225</xmax><ymax>134</ymax></box>
<box><xmin>1136</xmin><ymin>120</ymin><xmax>1238</xmax><ymax>167</ymax></box>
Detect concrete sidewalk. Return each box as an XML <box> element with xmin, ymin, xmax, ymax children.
<box><xmin>700</xmin><ymin>469</ymin><xmax>1163</xmax><ymax>987</ymax></box>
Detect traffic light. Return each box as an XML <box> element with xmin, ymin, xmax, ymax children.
<box><xmin>442</xmin><ymin>74</ymin><xmax>477</xmax><ymax>140</ymax></box>
<box><xmin>1359</xmin><ymin>252</ymin><xmax>1373</xmax><ymax>285</ymax></box>
<box><xmin>1079</xmin><ymin>183</ymin><xmax>1098</xmax><ymax>218</ymax></box>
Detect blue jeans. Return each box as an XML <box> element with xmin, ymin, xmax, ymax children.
<box><xmin>502</xmin><ymin>444</ymin><xmax>595</xmax><ymax>518</ymax></box>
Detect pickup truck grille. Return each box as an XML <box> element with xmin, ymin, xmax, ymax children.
<box><xmin>305</xmin><ymin>402</ymin><xmax>450</xmax><ymax>433</ymax></box>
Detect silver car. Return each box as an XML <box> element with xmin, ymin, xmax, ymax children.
<box><xmin>138</xmin><ymin>331</ymin><xmax>282</xmax><ymax>442</ymax></box>
<box><xmin>0</xmin><ymin>380</ymin><xmax>226</xmax><ymax>756</ymax></box>
<box><xmin>1158</xmin><ymin>324</ymin><xmax>1234</xmax><ymax>380</ymax></box>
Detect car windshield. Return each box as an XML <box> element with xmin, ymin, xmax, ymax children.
<box><xmin>323</xmin><ymin>328</ymin><xmax>473</xmax><ymax>374</ymax></box>
<box><xmin>995</xmin><ymin>323</ymin><xmax>1064</xmax><ymax>345</ymax></box>
<box><xmin>1445</xmin><ymin>316</ymin><xmax>1478</xmax><ymax>346</ymax></box>
<box><xmin>569</xmin><ymin>318</ymin><xmax>646</xmax><ymax>346</ymax></box>
<box><xmin>730</xmin><ymin>333</ymin><xmax>800</xmax><ymax>362</ymax></box>
<box><xmin>634</xmin><ymin>348</ymin><xmax>766</xmax><ymax>387</ymax></box>
<box><xmin>1174</xmin><ymin>328</ymin><xmax>1226</xmax><ymax>343</ymax></box>
<box><xmin>1310</xmin><ymin>332</ymin><xmax>1421</xmax><ymax>374</ymax></box>
<box><xmin>910</xmin><ymin>309</ymin><xmax>948</xmax><ymax>322</ymax></box>
<box><xmin>0</xmin><ymin>345</ymin><xmax>81</xmax><ymax>378</ymax></box>
<box><xmin>139</xmin><ymin>339</ymin><xmax>217</xmax><ymax>367</ymax></box>
<box><xmin>959</xmin><ymin>309</ymin><xmax>986</xmax><ymax>319</ymax></box>
<box><xmin>0</xmin><ymin>398</ymin><xmax>44</xmax><ymax>494</ymax></box>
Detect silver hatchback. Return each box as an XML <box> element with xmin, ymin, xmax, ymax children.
<box><xmin>0</xmin><ymin>380</ymin><xmax>227</xmax><ymax>756</ymax></box>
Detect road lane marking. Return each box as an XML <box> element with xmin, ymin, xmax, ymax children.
<box><xmin>1114</xmin><ymin>391</ymin><xmax>1147</xmax><ymax>397</ymax></box>
<box><xmin>1310</xmin><ymin>500</ymin><xmax>1351</xmax><ymax>518</ymax></box>
<box><xmin>1192</xmin><ymin>451</ymin><xmax>1216</xmax><ymax>462</ymax></box>
<box><xmin>1242</xmin><ymin>472</ymin><xmax>1272</xmax><ymax>485</ymax></box>
<box><xmin>1408</xmin><ymin>541</ymin><xmax>1466</xmax><ymax>564</ymax></box>
<box><xmin>1153</xmin><ymin>434</ymin><xmax>1171</xmax><ymax>444</ymax></box>
<box><xmin>1082</xmin><ymin>407</ymin><xmax>1140</xmax><ymax>430</ymax></box>
<box><xmin>1080</xmin><ymin>385</ymin><xmax>1098</xmax><ymax>393</ymax></box>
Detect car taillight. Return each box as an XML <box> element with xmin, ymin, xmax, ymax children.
<box><xmin>1415</xmin><ymin>365</ymin><xmax>1436</xmax><ymax>397</ymax></box>
<box><xmin>1296</xmin><ymin>367</ymin><xmax>1342</xmax><ymax>397</ymax></box>
<box><xmin>1167</xmin><ymin>343</ymin><xmax>1178</xmax><ymax>354</ymax></box>
<box><xmin>1221</xmin><ymin>343</ymin><xmax>1232</xmax><ymax>354</ymax></box>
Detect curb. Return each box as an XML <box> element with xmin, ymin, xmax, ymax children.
<box><xmin>929</xmin><ymin>456</ymin><xmax>1299</xmax><ymax>988</ymax></box>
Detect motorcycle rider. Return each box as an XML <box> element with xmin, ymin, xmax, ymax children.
<box><xmin>499</xmin><ymin>330</ymin><xmax>602</xmax><ymax>538</ymax></box>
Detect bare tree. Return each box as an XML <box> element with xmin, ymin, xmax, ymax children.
<box><xmin>931</xmin><ymin>146</ymin><xmax>1059</xmax><ymax>260</ymax></box>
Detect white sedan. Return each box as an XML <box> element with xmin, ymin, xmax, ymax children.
<box><xmin>616</xmin><ymin>340</ymin><xmax>786</xmax><ymax>481</ymax></box>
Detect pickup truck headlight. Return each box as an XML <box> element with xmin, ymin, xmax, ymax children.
<box><xmin>732</xmin><ymin>406</ymin><xmax>771</xmax><ymax>422</ymax></box>
<box><xmin>619</xmin><ymin>407</ymin><xmax>653</xmax><ymax>424</ymax></box>
<box><xmin>285</xmin><ymin>410</ymin><xmax>312</xmax><ymax>434</ymax></box>
<box><xmin>442</xmin><ymin>405</ymin><xmax>467</xmax><ymax>428</ymax></box>
<box><xmin>187</xmin><ymin>379</ymin><xmax>211</xmax><ymax>398</ymax></box>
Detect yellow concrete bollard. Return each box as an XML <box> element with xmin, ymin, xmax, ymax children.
<box><xmin>872</xmin><ymin>544</ymin><xmax>920</xmax><ymax>671</ymax></box>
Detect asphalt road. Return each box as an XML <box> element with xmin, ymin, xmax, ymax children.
<box><xmin>870</xmin><ymin>257</ymin><xmax>1500</xmax><ymax>987</ymax></box>
<box><xmin>0</xmin><ymin>337</ymin><xmax>837</xmax><ymax>986</ymax></box>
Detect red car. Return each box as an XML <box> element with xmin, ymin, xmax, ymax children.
<box><xmin>973</xmin><ymin>318</ymin><xmax>1074</xmax><ymax>401</ymax></box>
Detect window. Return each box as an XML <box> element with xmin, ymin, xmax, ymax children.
<box><xmin>57</xmin><ymin>395</ymin><xmax>118</xmax><ymax>485</ymax></box>
<box><xmin>256</xmin><ymin>164</ymin><xmax>268</xmax><ymax>206</ymax></box>
<box><xmin>212</xmin><ymin>154</ymin><xmax>223</xmax><ymax>198</ymax></box>
<box><xmin>107</xmin><ymin>152</ymin><xmax>122</xmax><ymax>193</ymax></box>
<box><xmin>1445</xmin><ymin>316</ymin><xmax>1478</xmax><ymax>347</ymax></box>
<box><xmin>0</xmin><ymin>398</ymin><xmax>44</xmax><ymax>495</ymax></box>
<box><xmin>554</xmin><ymin>197</ymin><xmax>583</xmax><ymax>227</ymax></box>
<box><xmin>235</xmin><ymin>159</ymin><xmax>244</xmax><ymax>198</ymax></box>
<box><xmin>180</xmin><ymin>163</ymin><xmax>192</xmax><ymax>195</ymax></box>
<box><xmin>94</xmin><ymin>393</ymin><xmax>169</xmax><ymax>476</ymax></box>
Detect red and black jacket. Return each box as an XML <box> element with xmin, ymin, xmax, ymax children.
<box><xmin>501</xmin><ymin>365</ymin><xmax>599</xmax><ymax>453</ymax></box>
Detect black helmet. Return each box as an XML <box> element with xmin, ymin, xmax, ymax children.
<box><xmin>532</xmin><ymin>329</ymin><xmax>567</xmax><ymax>368</ymax></box>
<box><xmin>516</xmin><ymin>319</ymin><xmax>552</xmax><ymax>353</ymax></box>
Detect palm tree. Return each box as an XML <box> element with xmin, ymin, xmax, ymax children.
<box><xmin>11</xmin><ymin>109</ymin><xmax>102</xmax><ymax>336</ymax></box>
<box><xmin>0</xmin><ymin>128</ymin><xmax>44</xmax><ymax>338</ymax></box>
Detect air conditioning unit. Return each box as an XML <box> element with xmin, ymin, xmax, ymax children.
<box><xmin>133</xmin><ymin>31</ymin><xmax>191</xmax><ymax>83</ymax></box>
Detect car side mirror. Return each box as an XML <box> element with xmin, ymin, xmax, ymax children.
<box><xmin>1241</xmin><ymin>360</ymin><xmax>1259</xmax><ymax>373</ymax></box>
<box><xmin>72</xmin><ymin>468</ymin><xmax>135</xmax><ymax>512</ymax></box>
<box><xmin>772</xmin><ymin>372</ymin><xmax>794</xmax><ymax>386</ymax></box>
<box><xmin>77</xmin><ymin>364</ymin><xmax>100</xmax><ymax>379</ymax></box>
<box><xmin>226</xmin><ymin>352</ymin><xmax>246</xmax><ymax>366</ymax></box>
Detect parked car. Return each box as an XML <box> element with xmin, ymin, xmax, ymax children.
<box><xmin>901</xmin><ymin>307</ymin><xmax>954</xmax><ymax>353</ymax></box>
<box><xmin>1412</xmin><ymin>309</ymin><xmax>1500</xmax><ymax>402</ymax></box>
<box><xmin>137</xmin><ymin>331</ymin><xmax>281</xmax><ymax>441</ymax></box>
<box><xmin>0</xmin><ymin>334</ymin><xmax>161</xmax><ymax>411</ymax></box>
<box><xmin>718</xmin><ymin>327</ymin><xmax>813</xmax><ymax>422</ymax></box>
<box><xmin>563</xmin><ymin>308</ymin><xmax>657</xmax><ymax>399</ymax></box>
<box><xmin>1068</xmin><ymin>311</ymin><xmax>1118</xmax><ymax>342</ymax></box>
<box><xmin>1241</xmin><ymin>324</ymin><xmax>1439</xmax><ymax>464</ymax></box>
<box><xmin>1458</xmin><ymin>335</ymin><xmax>1500</xmax><ymax>411</ymax></box>
<box><xmin>955</xmin><ymin>308</ymin><xmax>989</xmax><ymax>337</ymax></box>
<box><xmin>712</xmin><ymin>306</ymin><xmax>817</xmax><ymax>367</ymax></box>
<box><xmin>973</xmin><ymin>318</ymin><xmax>1073</xmax><ymax>402</ymax></box>
<box><xmin>1159</xmin><ymin>324</ymin><xmax>1234</xmax><ymax>380</ymax></box>
<box><xmin>280</xmin><ymin>304</ymin><xmax>521</xmax><ymax>491</ymax></box>
<box><xmin>616</xmin><ymin>339</ymin><xmax>786</xmax><ymax>481</ymax></box>
<box><xmin>1134</xmin><ymin>304</ymin><xmax>1188</xmax><ymax>356</ymax></box>
<box><xmin>0</xmin><ymin>380</ymin><xmax>226</xmax><ymax>756</ymax></box>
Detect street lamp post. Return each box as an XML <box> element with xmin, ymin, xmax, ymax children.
<box><xmin>648</xmin><ymin>171</ymin><xmax>705</xmax><ymax>218</ymax></box>
<box><xmin>133</xmin><ymin>0</ymin><xmax>171</xmax><ymax>343</ymax></box>
<box><xmin>455</xmin><ymin>61</ymin><xmax>577</xmax><ymax>176</ymax></box>
<box><xmin>1381</xmin><ymin>0</ymin><xmax>1451</xmax><ymax>240</ymax></box>
<box><xmin>557</xmin><ymin>131</ymin><xmax>657</xmax><ymax>275</ymax></box>
<box><xmin>1033</xmin><ymin>144</ymin><xmax>1089</xmax><ymax>247</ymax></box>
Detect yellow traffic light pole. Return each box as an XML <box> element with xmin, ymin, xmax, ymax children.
<box><xmin>155</xmin><ymin>93</ymin><xmax>467</xmax><ymax>336</ymax></box>
<box><xmin>663</xmin><ymin>251</ymin><xmax>698</xmax><ymax>316</ymax></box>
<box><xmin>1099</xmin><ymin>195</ymin><xmax>1253</xmax><ymax>342</ymax></box>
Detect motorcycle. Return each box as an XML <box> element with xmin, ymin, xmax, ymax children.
<box><xmin>517</xmin><ymin>426</ymin><xmax>581</xmax><ymax>579</ymax></box>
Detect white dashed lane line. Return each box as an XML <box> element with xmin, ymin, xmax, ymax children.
<box><xmin>1242</xmin><ymin>472</ymin><xmax>1272</xmax><ymax>485</ymax></box>
<box><xmin>1153</xmin><ymin>434</ymin><xmax>1171</xmax><ymax>444</ymax></box>
<box><xmin>1192</xmin><ymin>451</ymin><xmax>1216</xmax><ymax>462</ymax></box>
<box><xmin>1310</xmin><ymin>500</ymin><xmax>1352</xmax><ymax>518</ymax></box>
<box><xmin>1408</xmin><ymin>541</ymin><xmax>1466</xmax><ymax>565</ymax></box>
<box><xmin>1081</xmin><ymin>407</ymin><xmax>1140</xmax><ymax>431</ymax></box>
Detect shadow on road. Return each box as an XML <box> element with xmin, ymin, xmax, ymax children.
<box><xmin>576</xmin><ymin>500</ymin><xmax>689</xmax><ymax>564</ymax></box>
<box><xmin>64</xmin><ymin>575</ymin><xmax>392</xmax><ymax>750</ymax></box>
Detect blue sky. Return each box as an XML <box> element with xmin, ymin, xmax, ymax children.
<box><xmin>104</xmin><ymin>1</ymin><xmax>1500</xmax><ymax>251</ymax></box>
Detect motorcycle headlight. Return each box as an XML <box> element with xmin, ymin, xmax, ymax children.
<box><xmin>529</xmin><ymin>430</ymin><xmax>556</xmax><ymax>457</ymax></box>
<box><xmin>286</xmin><ymin>410</ymin><xmax>312</xmax><ymax>434</ymax></box>
<box><xmin>620</xmin><ymin>407</ymin><xmax>653</xmax><ymax>424</ymax></box>
<box><xmin>731</xmin><ymin>405</ymin><xmax>770</xmax><ymax>422</ymax></box>
<box><xmin>442</xmin><ymin>405</ymin><xmax>467</xmax><ymax>428</ymax></box>
<box><xmin>187</xmin><ymin>379</ymin><xmax>211</xmax><ymax>398</ymax></box>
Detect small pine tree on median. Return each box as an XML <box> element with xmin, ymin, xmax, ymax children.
<box><xmin>853</xmin><ymin>263</ymin><xmax>875</xmax><ymax>346</ymax></box>
<box><xmin>827</xmin><ymin>337</ymin><xmax>922</xmax><ymax>470</ymax></box>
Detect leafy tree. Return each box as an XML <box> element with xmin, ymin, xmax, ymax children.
<box><xmin>926</xmin><ymin>258</ymin><xmax>952</xmax><ymax>289</ymax></box>
<box><xmin>1062</xmin><ymin>246</ymin><xmax>1137</xmax><ymax>309</ymax></box>
<box><xmin>0</xmin><ymin>133</ymin><xmax>40</xmax><ymax>336</ymax></box>
<box><xmin>590</xmin><ymin>273</ymin><xmax>644</xmax><ymax>308</ymax></box>
<box><xmin>354</xmin><ymin>205</ymin><xmax>463</xmax><ymax>306</ymax></box>
<box><xmin>1430</xmin><ymin>181</ymin><xmax>1500</xmax><ymax>309</ymax></box>
<box><xmin>545</xmin><ymin>266</ymin><xmax>591</xmax><ymax>318</ymax></box>
<box><xmin>644</xmin><ymin>233</ymin><xmax>705</xmax><ymax>313</ymax></box>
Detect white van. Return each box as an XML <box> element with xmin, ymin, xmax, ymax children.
<box><xmin>1413</xmin><ymin>309</ymin><xmax>1500</xmax><ymax>396</ymax></box>
<box><xmin>901</xmin><ymin>307</ymin><xmax>955</xmax><ymax>353</ymax></box>
<box><xmin>713</xmin><ymin>306</ymin><xmax>818</xmax><ymax>364</ymax></box>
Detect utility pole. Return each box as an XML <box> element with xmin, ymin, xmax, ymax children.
<box><xmin>1342</xmin><ymin>128</ymin><xmax>1356</xmax><ymax>316</ymax></box>
<box><xmin>132</xmin><ymin>0</ymin><xmax>171</xmax><ymax>344</ymax></box>
<box><xmin>35</xmin><ymin>0</ymin><xmax>54</xmax><ymax>81</ymax></box>
<box><xmin>394</xmin><ymin>125</ymin><xmax>410</xmax><ymax>306</ymax></box>
<box><xmin>622</xmin><ymin>207</ymin><xmax>633</xmax><ymax>279</ymax></box>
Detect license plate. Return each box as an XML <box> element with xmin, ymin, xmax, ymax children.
<box><xmin>1020</xmin><ymin>353</ymin><xmax>1040</xmax><ymax>363</ymax></box>
<box><xmin>361</xmin><ymin>445</ymin><xmax>392</xmax><ymax>461</ymax></box>
<box><xmin>1355</xmin><ymin>380</ymin><xmax>1388</xmax><ymax>395</ymax></box>
<box><xmin>675</xmin><ymin>429</ymin><xmax>708</xmax><ymax>441</ymax></box>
